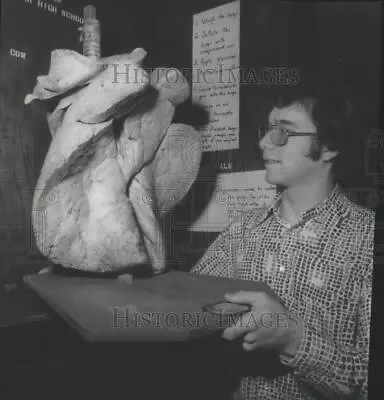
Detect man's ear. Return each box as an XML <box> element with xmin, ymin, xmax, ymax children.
<box><xmin>321</xmin><ymin>146</ymin><xmax>339</xmax><ymax>163</ymax></box>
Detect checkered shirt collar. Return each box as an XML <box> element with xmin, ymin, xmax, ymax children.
<box><xmin>259</xmin><ymin>184</ymin><xmax>348</xmax><ymax>226</ymax></box>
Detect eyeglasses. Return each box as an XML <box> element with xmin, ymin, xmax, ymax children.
<box><xmin>259</xmin><ymin>124</ymin><xmax>317</xmax><ymax>146</ymax></box>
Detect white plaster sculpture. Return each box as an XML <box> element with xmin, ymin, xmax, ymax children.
<box><xmin>25</xmin><ymin>48</ymin><xmax>202</xmax><ymax>274</ymax></box>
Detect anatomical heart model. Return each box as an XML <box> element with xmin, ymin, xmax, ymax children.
<box><xmin>25</xmin><ymin>48</ymin><xmax>202</xmax><ymax>274</ymax></box>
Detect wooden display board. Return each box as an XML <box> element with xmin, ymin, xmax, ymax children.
<box><xmin>24</xmin><ymin>270</ymin><xmax>274</xmax><ymax>342</ymax></box>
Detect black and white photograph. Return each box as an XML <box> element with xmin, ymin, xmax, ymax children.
<box><xmin>0</xmin><ymin>0</ymin><xmax>382</xmax><ymax>399</ymax></box>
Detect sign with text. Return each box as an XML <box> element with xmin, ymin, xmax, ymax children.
<box><xmin>192</xmin><ymin>1</ymin><xmax>240</xmax><ymax>152</ymax></box>
<box><xmin>189</xmin><ymin>170</ymin><xmax>276</xmax><ymax>232</ymax></box>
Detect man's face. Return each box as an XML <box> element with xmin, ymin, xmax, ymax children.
<box><xmin>259</xmin><ymin>103</ymin><xmax>326</xmax><ymax>187</ymax></box>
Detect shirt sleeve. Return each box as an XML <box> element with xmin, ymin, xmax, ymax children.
<box><xmin>279</xmin><ymin>263</ymin><xmax>373</xmax><ymax>399</ymax></box>
<box><xmin>190</xmin><ymin>218</ymin><xmax>248</xmax><ymax>278</ymax></box>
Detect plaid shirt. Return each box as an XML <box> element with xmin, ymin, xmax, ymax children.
<box><xmin>191</xmin><ymin>185</ymin><xmax>374</xmax><ymax>400</ymax></box>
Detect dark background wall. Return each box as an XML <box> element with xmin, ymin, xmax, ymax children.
<box><xmin>0</xmin><ymin>0</ymin><xmax>87</xmax><ymax>325</ymax></box>
<box><xmin>0</xmin><ymin>0</ymin><xmax>382</xmax><ymax>324</ymax></box>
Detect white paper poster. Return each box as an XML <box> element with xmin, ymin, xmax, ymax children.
<box><xmin>189</xmin><ymin>170</ymin><xmax>276</xmax><ymax>232</ymax></box>
<box><xmin>192</xmin><ymin>1</ymin><xmax>240</xmax><ymax>152</ymax></box>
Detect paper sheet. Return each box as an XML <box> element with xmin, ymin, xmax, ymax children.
<box><xmin>189</xmin><ymin>170</ymin><xmax>276</xmax><ymax>232</ymax></box>
<box><xmin>192</xmin><ymin>1</ymin><xmax>240</xmax><ymax>152</ymax></box>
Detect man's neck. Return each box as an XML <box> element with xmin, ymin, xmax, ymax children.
<box><xmin>279</xmin><ymin>178</ymin><xmax>335</xmax><ymax>225</ymax></box>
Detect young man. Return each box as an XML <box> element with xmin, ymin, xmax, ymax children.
<box><xmin>191</xmin><ymin>84</ymin><xmax>374</xmax><ymax>399</ymax></box>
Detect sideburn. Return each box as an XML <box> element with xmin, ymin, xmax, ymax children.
<box><xmin>305</xmin><ymin>136</ymin><xmax>322</xmax><ymax>161</ymax></box>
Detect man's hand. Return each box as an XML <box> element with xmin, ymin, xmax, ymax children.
<box><xmin>221</xmin><ymin>291</ymin><xmax>304</xmax><ymax>358</ymax></box>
